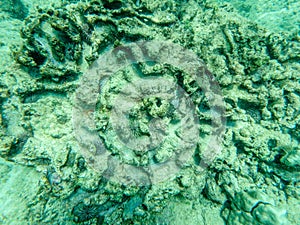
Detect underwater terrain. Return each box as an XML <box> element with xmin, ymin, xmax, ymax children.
<box><xmin>0</xmin><ymin>0</ymin><xmax>299</xmax><ymax>224</ymax></box>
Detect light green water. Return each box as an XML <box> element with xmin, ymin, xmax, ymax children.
<box><xmin>0</xmin><ymin>0</ymin><xmax>299</xmax><ymax>224</ymax></box>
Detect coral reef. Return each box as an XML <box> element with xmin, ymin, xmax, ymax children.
<box><xmin>0</xmin><ymin>0</ymin><xmax>299</xmax><ymax>224</ymax></box>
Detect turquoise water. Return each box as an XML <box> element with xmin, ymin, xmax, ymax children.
<box><xmin>0</xmin><ymin>0</ymin><xmax>299</xmax><ymax>224</ymax></box>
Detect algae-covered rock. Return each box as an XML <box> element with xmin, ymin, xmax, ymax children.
<box><xmin>1</xmin><ymin>0</ymin><xmax>299</xmax><ymax>224</ymax></box>
<box><xmin>252</xmin><ymin>204</ymin><xmax>288</xmax><ymax>225</ymax></box>
<box><xmin>224</xmin><ymin>189</ymin><xmax>289</xmax><ymax>225</ymax></box>
<box><xmin>280</xmin><ymin>147</ymin><xmax>300</xmax><ymax>168</ymax></box>
<box><xmin>13</xmin><ymin>0</ymin><xmax>177</xmax><ymax>81</ymax></box>
<box><xmin>1</xmin><ymin>0</ymin><xmax>28</xmax><ymax>20</ymax></box>
<box><xmin>232</xmin><ymin>190</ymin><xmax>272</xmax><ymax>212</ymax></box>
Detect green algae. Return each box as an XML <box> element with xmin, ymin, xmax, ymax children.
<box><xmin>0</xmin><ymin>0</ymin><xmax>299</xmax><ymax>224</ymax></box>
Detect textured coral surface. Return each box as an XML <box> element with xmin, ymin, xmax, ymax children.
<box><xmin>0</xmin><ymin>0</ymin><xmax>299</xmax><ymax>224</ymax></box>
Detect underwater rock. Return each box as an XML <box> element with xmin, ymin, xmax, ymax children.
<box><xmin>203</xmin><ymin>177</ymin><xmax>227</xmax><ymax>204</ymax></box>
<box><xmin>224</xmin><ymin>189</ymin><xmax>289</xmax><ymax>225</ymax></box>
<box><xmin>232</xmin><ymin>190</ymin><xmax>273</xmax><ymax>212</ymax></box>
<box><xmin>123</xmin><ymin>195</ymin><xmax>143</xmax><ymax>220</ymax></box>
<box><xmin>252</xmin><ymin>203</ymin><xmax>288</xmax><ymax>225</ymax></box>
<box><xmin>1</xmin><ymin>0</ymin><xmax>28</xmax><ymax>20</ymax></box>
<box><xmin>280</xmin><ymin>147</ymin><xmax>300</xmax><ymax>168</ymax></box>
<box><xmin>1</xmin><ymin>0</ymin><xmax>299</xmax><ymax>224</ymax></box>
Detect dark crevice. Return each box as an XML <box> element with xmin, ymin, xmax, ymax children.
<box><xmin>23</xmin><ymin>90</ymin><xmax>67</xmax><ymax>103</ymax></box>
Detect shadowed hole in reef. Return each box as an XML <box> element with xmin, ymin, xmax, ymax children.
<box><xmin>23</xmin><ymin>91</ymin><xmax>67</xmax><ymax>103</ymax></box>
<box><xmin>28</xmin><ymin>50</ymin><xmax>47</xmax><ymax>66</ymax></box>
<box><xmin>237</xmin><ymin>99</ymin><xmax>262</xmax><ymax>123</ymax></box>
<box><xmin>6</xmin><ymin>135</ymin><xmax>30</xmax><ymax>158</ymax></box>
<box><xmin>102</xmin><ymin>0</ymin><xmax>123</xmax><ymax>10</ymax></box>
